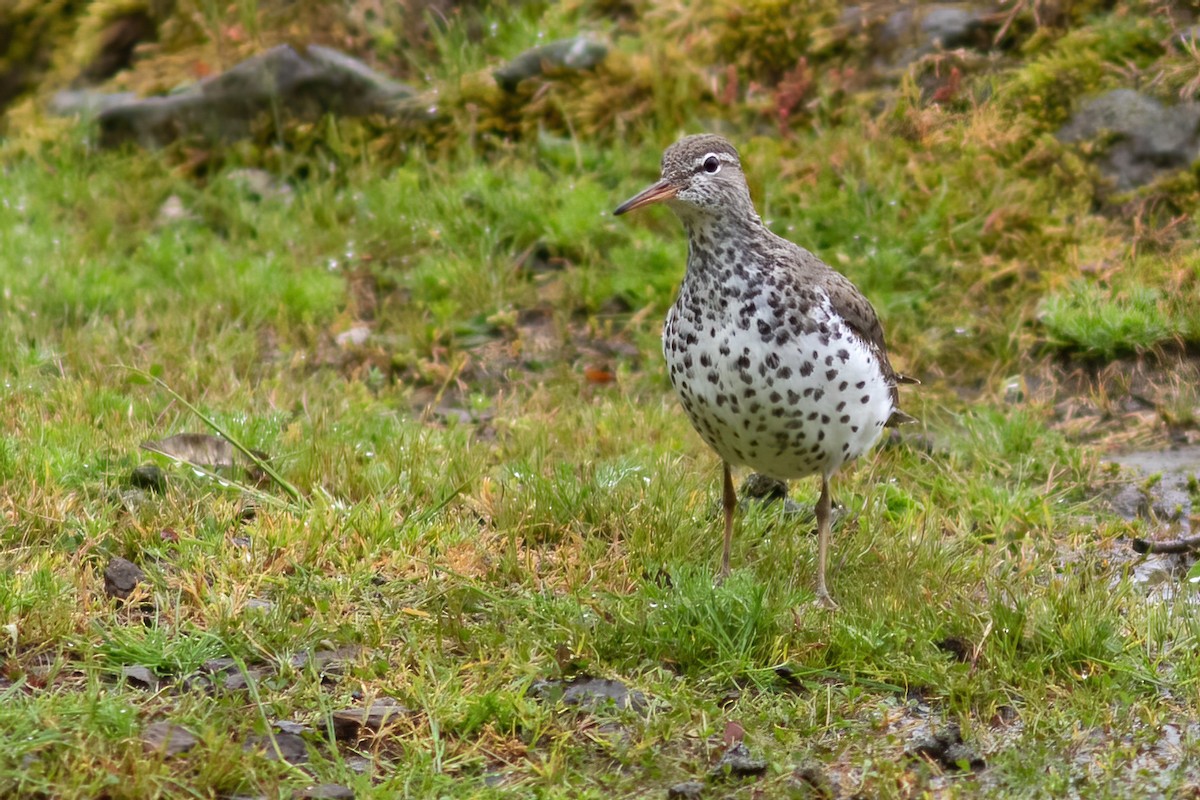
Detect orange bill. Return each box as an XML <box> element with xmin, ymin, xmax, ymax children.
<box><xmin>614</xmin><ymin>180</ymin><xmax>678</xmax><ymax>215</ymax></box>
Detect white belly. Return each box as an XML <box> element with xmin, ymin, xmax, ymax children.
<box><xmin>664</xmin><ymin>302</ymin><xmax>892</xmax><ymax>479</ymax></box>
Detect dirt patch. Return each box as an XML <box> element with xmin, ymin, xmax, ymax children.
<box><xmin>1104</xmin><ymin>444</ymin><xmax>1200</xmax><ymax>598</ymax></box>
<box><xmin>1025</xmin><ymin>353</ymin><xmax>1200</xmax><ymax>450</ymax></box>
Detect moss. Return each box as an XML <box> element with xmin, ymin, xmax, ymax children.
<box><xmin>998</xmin><ymin>10</ymin><xmax>1170</xmax><ymax>128</ymax></box>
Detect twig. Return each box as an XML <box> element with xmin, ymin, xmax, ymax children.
<box><xmin>1131</xmin><ymin>534</ymin><xmax>1200</xmax><ymax>554</ymax></box>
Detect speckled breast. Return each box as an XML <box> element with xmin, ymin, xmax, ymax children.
<box><xmin>662</xmin><ymin>289</ymin><xmax>893</xmax><ymax>480</ymax></box>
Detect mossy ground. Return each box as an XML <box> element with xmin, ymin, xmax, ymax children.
<box><xmin>3</xmin><ymin>1</ymin><xmax>1200</xmax><ymax>798</ymax></box>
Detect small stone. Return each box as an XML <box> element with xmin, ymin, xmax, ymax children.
<box><xmin>122</xmin><ymin>665</ymin><xmax>160</xmax><ymax>691</ymax></box>
<box><xmin>741</xmin><ymin>472</ymin><xmax>789</xmax><ymax>501</ymax></box>
<box><xmin>344</xmin><ymin>754</ymin><xmax>373</xmax><ymax>774</ymax></box>
<box><xmin>104</xmin><ymin>557</ymin><xmax>146</xmax><ymax>600</ymax></box>
<box><xmin>905</xmin><ymin>723</ymin><xmax>986</xmax><ymax>772</ymax></box>
<box><xmin>142</xmin><ymin>721</ymin><xmax>198</xmax><ymax>755</ymax></box>
<box><xmin>739</xmin><ymin>473</ymin><xmax>808</xmax><ymax>516</ymax></box>
<box><xmin>129</xmin><ymin>463</ymin><xmax>167</xmax><ymax>493</ymax></box>
<box><xmin>667</xmin><ymin>780</ymin><xmax>704</xmax><ymax>799</ymax></box>
<box><xmin>244</xmin><ymin>732</ymin><xmax>308</xmax><ymax>764</ymax></box>
<box><xmin>331</xmin><ymin>698</ymin><xmax>410</xmax><ymax>741</ymax></box>
<box><xmin>709</xmin><ymin>742</ymin><xmax>768</xmax><ymax>780</ymax></box>
<box><xmin>531</xmin><ymin>675</ymin><xmax>648</xmax><ymax>714</ymax></box>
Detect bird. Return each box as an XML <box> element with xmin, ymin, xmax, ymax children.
<box><xmin>614</xmin><ymin>133</ymin><xmax>915</xmax><ymax>608</ymax></box>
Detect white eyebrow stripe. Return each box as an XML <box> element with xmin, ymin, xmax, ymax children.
<box><xmin>692</xmin><ymin>152</ymin><xmax>738</xmax><ymax>167</ymax></box>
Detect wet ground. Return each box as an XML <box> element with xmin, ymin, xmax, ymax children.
<box><xmin>1106</xmin><ymin>444</ymin><xmax>1200</xmax><ymax>599</ymax></box>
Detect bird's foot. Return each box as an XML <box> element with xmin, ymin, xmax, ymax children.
<box><xmin>814</xmin><ymin>590</ymin><xmax>839</xmax><ymax>611</ymax></box>
<box><xmin>714</xmin><ymin>565</ymin><xmax>731</xmax><ymax>586</ymax></box>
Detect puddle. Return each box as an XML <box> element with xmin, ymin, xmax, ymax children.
<box><xmin>1105</xmin><ymin>445</ymin><xmax>1200</xmax><ymax>600</ymax></box>
<box><xmin>1107</xmin><ymin>445</ymin><xmax>1200</xmax><ymax>538</ymax></box>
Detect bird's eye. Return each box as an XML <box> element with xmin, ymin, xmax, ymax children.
<box><xmin>702</xmin><ymin>155</ymin><xmax>721</xmax><ymax>174</ymax></box>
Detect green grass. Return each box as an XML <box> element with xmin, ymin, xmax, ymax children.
<box><xmin>4</xmin><ymin>1</ymin><xmax>1200</xmax><ymax>798</ymax></box>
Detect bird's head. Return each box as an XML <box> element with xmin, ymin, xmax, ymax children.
<box><xmin>614</xmin><ymin>134</ymin><xmax>753</xmax><ymax>222</ymax></box>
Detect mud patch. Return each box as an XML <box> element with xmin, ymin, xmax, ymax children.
<box><xmin>1025</xmin><ymin>353</ymin><xmax>1200</xmax><ymax>449</ymax></box>
<box><xmin>1106</xmin><ymin>444</ymin><xmax>1200</xmax><ymax>598</ymax></box>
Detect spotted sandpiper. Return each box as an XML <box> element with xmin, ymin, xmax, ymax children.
<box><xmin>615</xmin><ymin>133</ymin><xmax>915</xmax><ymax>608</ymax></box>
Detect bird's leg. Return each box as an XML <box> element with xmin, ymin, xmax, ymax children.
<box><xmin>718</xmin><ymin>461</ymin><xmax>736</xmax><ymax>582</ymax></box>
<box><xmin>814</xmin><ymin>475</ymin><xmax>838</xmax><ymax>610</ymax></box>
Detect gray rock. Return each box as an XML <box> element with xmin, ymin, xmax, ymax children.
<box><xmin>121</xmin><ymin>664</ymin><xmax>160</xmax><ymax>690</ymax></box>
<box><xmin>128</xmin><ymin>463</ymin><xmax>166</xmax><ymax>493</ymax></box>
<box><xmin>667</xmin><ymin>781</ymin><xmax>704</xmax><ymax>799</ymax></box>
<box><xmin>905</xmin><ymin>723</ymin><xmax>986</xmax><ymax>771</ymax></box>
<box><xmin>1057</xmin><ymin>89</ymin><xmax>1200</xmax><ymax>190</ymax></box>
<box><xmin>142</xmin><ymin>721</ymin><xmax>198</xmax><ymax>755</ymax></box>
<box><xmin>531</xmin><ymin>675</ymin><xmax>648</xmax><ymax>714</ymax></box>
<box><xmin>494</xmin><ymin>36</ymin><xmax>608</xmax><ymax>91</ymax></box>
<box><xmin>49</xmin><ymin>90</ymin><xmax>139</xmax><ymax>119</ymax></box>
<box><xmin>104</xmin><ymin>557</ymin><xmax>145</xmax><ymax>599</ymax></box>
<box><xmin>295</xmin><ymin>785</ymin><xmax>353</xmax><ymax>800</ymax></box>
<box><xmin>244</xmin><ymin>731</ymin><xmax>308</xmax><ymax>764</ymax></box>
<box><xmin>739</xmin><ymin>473</ymin><xmax>807</xmax><ymax>517</ymax></box>
<box><xmin>877</xmin><ymin>3</ymin><xmax>997</xmax><ymax>61</ymax></box>
<box><xmin>330</xmin><ymin>698</ymin><xmax>411</xmax><ymax>740</ymax></box>
<box><xmin>709</xmin><ymin>742</ymin><xmax>768</xmax><ymax>779</ymax></box>
<box><xmin>920</xmin><ymin>6</ymin><xmax>992</xmax><ymax>49</ymax></box>
<box><xmin>98</xmin><ymin>44</ymin><xmax>415</xmax><ymax>148</ymax></box>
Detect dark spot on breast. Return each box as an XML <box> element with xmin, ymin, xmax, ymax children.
<box><xmin>825</xmin><ymin>369</ymin><xmax>837</xmax><ymax>381</ymax></box>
